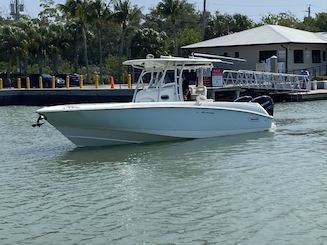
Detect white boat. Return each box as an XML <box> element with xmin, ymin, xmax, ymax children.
<box><xmin>35</xmin><ymin>55</ymin><xmax>274</xmax><ymax>147</ymax></box>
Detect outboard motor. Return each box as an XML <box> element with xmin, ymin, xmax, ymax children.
<box><xmin>252</xmin><ymin>95</ymin><xmax>274</xmax><ymax>116</ymax></box>
<box><xmin>234</xmin><ymin>96</ymin><xmax>253</xmax><ymax>102</ymax></box>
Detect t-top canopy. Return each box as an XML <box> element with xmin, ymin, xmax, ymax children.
<box><xmin>123</xmin><ymin>55</ymin><xmax>230</xmax><ymax>71</ymax></box>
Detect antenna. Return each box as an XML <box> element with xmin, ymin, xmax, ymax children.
<box><xmin>192</xmin><ymin>53</ymin><xmax>247</xmax><ymax>62</ymax></box>
<box><xmin>10</xmin><ymin>0</ymin><xmax>24</xmax><ymax>20</ymax></box>
<box><xmin>305</xmin><ymin>4</ymin><xmax>311</xmax><ymax>18</ymax></box>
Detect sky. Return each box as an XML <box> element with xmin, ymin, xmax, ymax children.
<box><xmin>0</xmin><ymin>0</ymin><xmax>326</xmax><ymax>22</ymax></box>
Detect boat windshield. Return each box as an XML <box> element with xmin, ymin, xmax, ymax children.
<box><xmin>146</xmin><ymin>71</ymin><xmax>175</xmax><ymax>88</ymax></box>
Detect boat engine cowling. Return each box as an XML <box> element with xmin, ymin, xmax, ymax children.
<box><xmin>251</xmin><ymin>95</ymin><xmax>274</xmax><ymax>116</ymax></box>
<box><xmin>234</xmin><ymin>96</ymin><xmax>253</xmax><ymax>102</ymax></box>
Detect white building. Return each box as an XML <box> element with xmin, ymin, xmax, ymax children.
<box><xmin>182</xmin><ymin>25</ymin><xmax>327</xmax><ymax>76</ymax></box>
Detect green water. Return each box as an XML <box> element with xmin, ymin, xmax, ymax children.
<box><xmin>1</xmin><ymin>101</ymin><xmax>327</xmax><ymax>244</ymax></box>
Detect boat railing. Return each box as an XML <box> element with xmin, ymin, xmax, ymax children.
<box><xmin>223</xmin><ymin>70</ymin><xmax>310</xmax><ymax>91</ymax></box>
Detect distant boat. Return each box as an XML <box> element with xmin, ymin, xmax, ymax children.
<box><xmin>35</xmin><ymin>54</ymin><xmax>274</xmax><ymax>147</ymax></box>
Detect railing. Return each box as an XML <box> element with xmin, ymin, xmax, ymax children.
<box><xmin>223</xmin><ymin>70</ymin><xmax>310</xmax><ymax>91</ymax></box>
<box><xmin>0</xmin><ymin>74</ymin><xmax>133</xmax><ymax>90</ymax></box>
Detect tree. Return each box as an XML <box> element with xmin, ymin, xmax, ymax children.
<box><xmin>39</xmin><ymin>0</ymin><xmax>60</xmax><ymax>21</ymax></box>
<box><xmin>157</xmin><ymin>0</ymin><xmax>184</xmax><ymax>55</ymax></box>
<box><xmin>260</xmin><ymin>12</ymin><xmax>300</xmax><ymax>28</ymax></box>
<box><xmin>89</xmin><ymin>0</ymin><xmax>112</xmax><ymax>82</ymax></box>
<box><xmin>26</xmin><ymin>19</ymin><xmax>50</xmax><ymax>74</ymax></box>
<box><xmin>177</xmin><ymin>27</ymin><xmax>201</xmax><ymax>50</ymax></box>
<box><xmin>114</xmin><ymin>0</ymin><xmax>142</xmax><ymax>78</ymax></box>
<box><xmin>58</xmin><ymin>0</ymin><xmax>92</xmax><ymax>81</ymax></box>
<box><xmin>205</xmin><ymin>12</ymin><xmax>254</xmax><ymax>40</ymax></box>
<box><xmin>47</xmin><ymin>23</ymin><xmax>69</xmax><ymax>74</ymax></box>
<box><xmin>130</xmin><ymin>28</ymin><xmax>168</xmax><ymax>58</ymax></box>
<box><xmin>0</xmin><ymin>24</ymin><xmax>28</xmax><ymax>85</ymax></box>
<box><xmin>313</xmin><ymin>13</ymin><xmax>327</xmax><ymax>31</ymax></box>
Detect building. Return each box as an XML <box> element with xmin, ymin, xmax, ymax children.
<box><xmin>182</xmin><ymin>25</ymin><xmax>327</xmax><ymax>76</ymax></box>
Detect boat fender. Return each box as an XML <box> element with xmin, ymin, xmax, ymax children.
<box><xmin>32</xmin><ymin>114</ymin><xmax>46</xmax><ymax>127</ymax></box>
<box><xmin>251</xmin><ymin>95</ymin><xmax>274</xmax><ymax>116</ymax></box>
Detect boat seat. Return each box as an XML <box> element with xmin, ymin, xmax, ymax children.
<box><xmin>190</xmin><ymin>85</ymin><xmax>207</xmax><ymax>100</ymax></box>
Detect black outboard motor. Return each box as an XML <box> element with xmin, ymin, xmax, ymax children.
<box><xmin>234</xmin><ymin>96</ymin><xmax>253</xmax><ymax>102</ymax></box>
<box><xmin>252</xmin><ymin>95</ymin><xmax>274</xmax><ymax>116</ymax></box>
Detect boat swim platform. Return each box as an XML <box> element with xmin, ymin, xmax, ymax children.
<box><xmin>1</xmin><ymin>86</ymin><xmax>327</xmax><ymax>106</ymax></box>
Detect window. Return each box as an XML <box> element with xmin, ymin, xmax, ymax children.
<box><xmin>259</xmin><ymin>50</ymin><xmax>277</xmax><ymax>62</ymax></box>
<box><xmin>323</xmin><ymin>51</ymin><xmax>326</xmax><ymax>62</ymax></box>
<box><xmin>223</xmin><ymin>52</ymin><xmax>228</xmax><ymax>57</ymax></box>
<box><xmin>235</xmin><ymin>52</ymin><xmax>239</xmax><ymax>58</ymax></box>
<box><xmin>312</xmin><ymin>50</ymin><xmax>321</xmax><ymax>63</ymax></box>
<box><xmin>293</xmin><ymin>50</ymin><xmax>303</xmax><ymax>63</ymax></box>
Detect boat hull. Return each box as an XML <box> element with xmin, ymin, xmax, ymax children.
<box><xmin>38</xmin><ymin>102</ymin><xmax>273</xmax><ymax>147</ymax></box>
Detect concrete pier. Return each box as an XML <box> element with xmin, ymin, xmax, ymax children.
<box><xmin>1</xmin><ymin>86</ymin><xmax>327</xmax><ymax>106</ymax></box>
<box><xmin>0</xmin><ymin>88</ymin><xmax>134</xmax><ymax>106</ymax></box>
<box><xmin>209</xmin><ymin>87</ymin><xmax>327</xmax><ymax>103</ymax></box>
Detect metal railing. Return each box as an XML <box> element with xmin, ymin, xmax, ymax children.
<box><xmin>223</xmin><ymin>70</ymin><xmax>310</xmax><ymax>91</ymax></box>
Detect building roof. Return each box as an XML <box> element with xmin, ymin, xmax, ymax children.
<box><xmin>182</xmin><ymin>25</ymin><xmax>327</xmax><ymax>49</ymax></box>
<box><xmin>316</xmin><ymin>32</ymin><xmax>327</xmax><ymax>42</ymax></box>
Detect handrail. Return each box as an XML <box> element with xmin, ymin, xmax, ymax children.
<box><xmin>222</xmin><ymin>70</ymin><xmax>310</xmax><ymax>92</ymax></box>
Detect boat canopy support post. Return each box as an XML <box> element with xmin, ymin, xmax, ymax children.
<box><xmin>157</xmin><ymin>65</ymin><xmax>168</xmax><ymax>102</ymax></box>
<box><xmin>132</xmin><ymin>70</ymin><xmax>147</xmax><ymax>102</ymax></box>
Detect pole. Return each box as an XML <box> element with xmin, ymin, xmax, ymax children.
<box><xmin>308</xmin><ymin>5</ymin><xmax>311</xmax><ymax>18</ymax></box>
<box><xmin>306</xmin><ymin>4</ymin><xmax>311</xmax><ymax>18</ymax></box>
<box><xmin>201</xmin><ymin>0</ymin><xmax>207</xmax><ymax>41</ymax></box>
<box><xmin>79</xmin><ymin>75</ymin><xmax>84</xmax><ymax>88</ymax></box>
<box><xmin>15</xmin><ymin>0</ymin><xmax>19</xmax><ymax>20</ymax></box>
<box><xmin>26</xmin><ymin>77</ymin><xmax>30</xmax><ymax>89</ymax></box>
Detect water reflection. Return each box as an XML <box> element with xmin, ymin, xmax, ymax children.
<box><xmin>2</xmin><ymin>103</ymin><xmax>327</xmax><ymax>244</ymax></box>
<box><xmin>60</xmin><ymin>131</ymin><xmax>274</xmax><ymax>166</ymax></box>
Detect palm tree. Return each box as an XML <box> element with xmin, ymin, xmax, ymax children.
<box><xmin>58</xmin><ymin>0</ymin><xmax>92</xmax><ymax>81</ymax></box>
<box><xmin>157</xmin><ymin>0</ymin><xmax>184</xmax><ymax>55</ymax></box>
<box><xmin>114</xmin><ymin>0</ymin><xmax>142</xmax><ymax>79</ymax></box>
<box><xmin>47</xmin><ymin>23</ymin><xmax>69</xmax><ymax>74</ymax></box>
<box><xmin>13</xmin><ymin>18</ymin><xmax>34</xmax><ymax>74</ymax></box>
<box><xmin>89</xmin><ymin>0</ymin><xmax>112</xmax><ymax>82</ymax></box>
<box><xmin>30</xmin><ymin>20</ymin><xmax>50</xmax><ymax>74</ymax></box>
<box><xmin>64</xmin><ymin>20</ymin><xmax>82</xmax><ymax>73</ymax></box>
<box><xmin>0</xmin><ymin>25</ymin><xmax>28</xmax><ymax>85</ymax></box>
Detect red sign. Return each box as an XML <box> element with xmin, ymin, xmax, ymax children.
<box><xmin>212</xmin><ymin>67</ymin><xmax>224</xmax><ymax>76</ymax></box>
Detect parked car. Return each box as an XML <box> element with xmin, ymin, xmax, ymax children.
<box><xmin>29</xmin><ymin>74</ymin><xmax>65</xmax><ymax>88</ymax></box>
<box><xmin>56</xmin><ymin>73</ymin><xmax>80</xmax><ymax>86</ymax></box>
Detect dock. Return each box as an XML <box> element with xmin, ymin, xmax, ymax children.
<box><xmin>209</xmin><ymin>86</ymin><xmax>327</xmax><ymax>103</ymax></box>
<box><xmin>1</xmin><ymin>86</ymin><xmax>327</xmax><ymax>106</ymax></box>
<box><xmin>0</xmin><ymin>87</ymin><xmax>134</xmax><ymax>106</ymax></box>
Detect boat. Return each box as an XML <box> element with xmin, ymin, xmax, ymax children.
<box><xmin>35</xmin><ymin>54</ymin><xmax>274</xmax><ymax>147</ymax></box>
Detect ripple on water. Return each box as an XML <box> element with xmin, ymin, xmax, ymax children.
<box><xmin>0</xmin><ymin>103</ymin><xmax>327</xmax><ymax>244</ymax></box>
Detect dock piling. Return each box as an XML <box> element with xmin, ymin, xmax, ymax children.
<box><xmin>39</xmin><ymin>76</ymin><xmax>43</xmax><ymax>89</ymax></box>
<box><xmin>66</xmin><ymin>75</ymin><xmax>70</xmax><ymax>88</ymax></box>
<box><xmin>128</xmin><ymin>74</ymin><xmax>132</xmax><ymax>89</ymax></box>
<box><xmin>17</xmin><ymin>78</ymin><xmax>21</xmax><ymax>89</ymax></box>
<box><xmin>52</xmin><ymin>76</ymin><xmax>56</xmax><ymax>89</ymax></box>
<box><xmin>26</xmin><ymin>77</ymin><xmax>30</xmax><ymax>89</ymax></box>
<box><xmin>95</xmin><ymin>75</ymin><xmax>99</xmax><ymax>89</ymax></box>
<box><xmin>80</xmin><ymin>75</ymin><xmax>83</xmax><ymax>88</ymax></box>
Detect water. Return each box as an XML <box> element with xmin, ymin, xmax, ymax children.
<box><xmin>0</xmin><ymin>101</ymin><xmax>327</xmax><ymax>245</ymax></box>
